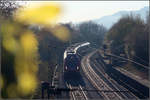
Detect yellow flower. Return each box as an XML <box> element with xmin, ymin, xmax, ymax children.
<box><xmin>0</xmin><ymin>76</ymin><xmax>4</xmax><ymax>89</ymax></box>
<box><xmin>51</xmin><ymin>26</ymin><xmax>70</xmax><ymax>41</ymax></box>
<box><xmin>20</xmin><ymin>31</ymin><xmax>38</xmax><ymax>55</ymax></box>
<box><xmin>17</xmin><ymin>73</ymin><xmax>37</xmax><ymax>95</ymax></box>
<box><xmin>14</xmin><ymin>3</ymin><xmax>61</xmax><ymax>26</ymax></box>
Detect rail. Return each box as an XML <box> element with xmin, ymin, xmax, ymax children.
<box><xmin>66</xmin><ymin>83</ymin><xmax>88</xmax><ymax>100</ymax></box>
<box><xmin>81</xmin><ymin>51</ymin><xmax>124</xmax><ymax>100</ymax></box>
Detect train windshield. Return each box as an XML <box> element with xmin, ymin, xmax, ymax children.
<box><xmin>65</xmin><ymin>54</ymin><xmax>79</xmax><ymax>68</ymax></box>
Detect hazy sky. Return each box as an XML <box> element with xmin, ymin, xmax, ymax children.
<box><xmin>24</xmin><ymin>1</ymin><xmax>149</xmax><ymax>23</ymax></box>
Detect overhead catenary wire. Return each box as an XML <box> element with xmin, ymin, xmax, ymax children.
<box><xmin>103</xmin><ymin>43</ymin><xmax>148</xmax><ymax>65</ymax></box>
<box><xmin>100</xmin><ymin>48</ymin><xmax>149</xmax><ymax>70</ymax></box>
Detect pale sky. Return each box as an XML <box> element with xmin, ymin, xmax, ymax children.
<box><xmin>23</xmin><ymin>1</ymin><xmax>149</xmax><ymax>23</ymax></box>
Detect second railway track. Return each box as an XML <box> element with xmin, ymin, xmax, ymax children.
<box><xmin>81</xmin><ymin>50</ymin><xmax>139</xmax><ymax>100</ymax></box>
<box><xmin>66</xmin><ymin>83</ymin><xmax>88</xmax><ymax>100</ymax></box>
<box><xmin>91</xmin><ymin>58</ymin><xmax>138</xmax><ymax>99</ymax></box>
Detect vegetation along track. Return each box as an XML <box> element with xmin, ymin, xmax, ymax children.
<box><xmin>66</xmin><ymin>83</ymin><xmax>88</xmax><ymax>100</ymax></box>
<box><xmin>81</xmin><ymin>50</ymin><xmax>138</xmax><ymax>100</ymax></box>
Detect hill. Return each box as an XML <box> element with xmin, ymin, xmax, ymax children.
<box><xmin>93</xmin><ymin>6</ymin><xmax>149</xmax><ymax>29</ymax></box>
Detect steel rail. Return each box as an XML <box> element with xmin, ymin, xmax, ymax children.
<box><xmin>110</xmin><ymin>73</ymin><xmax>147</xmax><ymax>99</ymax></box>
<box><xmin>93</xmin><ymin>59</ymin><xmax>138</xmax><ymax>99</ymax></box>
<box><xmin>81</xmin><ymin>57</ymin><xmax>109</xmax><ymax>100</ymax></box>
<box><xmin>91</xmin><ymin>60</ymin><xmax>128</xmax><ymax>98</ymax></box>
<box><xmin>86</xmin><ymin>55</ymin><xmax>122</xmax><ymax>100</ymax></box>
<box><xmin>79</xmin><ymin>85</ymin><xmax>88</xmax><ymax>100</ymax></box>
<box><xmin>81</xmin><ymin>52</ymin><xmax>123</xmax><ymax>100</ymax></box>
<box><xmin>66</xmin><ymin>83</ymin><xmax>88</xmax><ymax>100</ymax></box>
<box><xmin>66</xmin><ymin>83</ymin><xmax>76</xmax><ymax>100</ymax></box>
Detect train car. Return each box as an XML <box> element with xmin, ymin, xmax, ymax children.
<box><xmin>63</xmin><ymin>52</ymin><xmax>80</xmax><ymax>73</ymax></box>
<box><xmin>76</xmin><ymin>42</ymin><xmax>90</xmax><ymax>56</ymax></box>
<box><xmin>63</xmin><ymin>42</ymin><xmax>90</xmax><ymax>73</ymax></box>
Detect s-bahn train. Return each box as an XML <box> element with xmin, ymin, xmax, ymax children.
<box><xmin>63</xmin><ymin>51</ymin><xmax>80</xmax><ymax>72</ymax></box>
<box><xmin>63</xmin><ymin>42</ymin><xmax>90</xmax><ymax>73</ymax></box>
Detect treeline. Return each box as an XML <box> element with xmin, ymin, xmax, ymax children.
<box><xmin>76</xmin><ymin>21</ymin><xmax>107</xmax><ymax>47</ymax></box>
<box><xmin>105</xmin><ymin>14</ymin><xmax>149</xmax><ymax>67</ymax></box>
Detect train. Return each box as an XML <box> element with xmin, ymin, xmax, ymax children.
<box><xmin>63</xmin><ymin>42</ymin><xmax>90</xmax><ymax>73</ymax></box>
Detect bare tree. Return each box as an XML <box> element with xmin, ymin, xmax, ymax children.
<box><xmin>0</xmin><ymin>0</ymin><xmax>19</xmax><ymax>18</ymax></box>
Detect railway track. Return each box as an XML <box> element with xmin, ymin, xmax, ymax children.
<box><xmin>81</xmin><ymin>50</ymin><xmax>141</xmax><ymax>100</ymax></box>
<box><xmin>96</xmin><ymin>50</ymin><xmax>148</xmax><ymax>99</ymax></box>
<box><xmin>62</xmin><ymin>42</ymin><xmax>142</xmax><ymax>99</ymax></box>
<box><xmin>91</xmin><ymin>58</ymin><xmax>138</xmax><ymax>99</ymax></box>
<box><xmin>66</xmin><ymin>83</ymin><xmax>88</xmax><ymax>100</ymax></box>
<box><xmin>81</xmin><ymin>51</ymin><xmax>124</xmax><ymax>100</ymax></box>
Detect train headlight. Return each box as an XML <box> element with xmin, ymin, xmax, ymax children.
<box><xmin>77</xmin><ymin>66</ymin><xmax>79</xmax><ymax>70</ymax></box>
<box><xmin>65</xmin><ymin>66</ymin><xmax>67</xmax><ymax>70</ymax></box>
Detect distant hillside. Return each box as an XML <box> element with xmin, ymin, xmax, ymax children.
<box><xmin>93</xmin><ymin>6</ymin><xmax>149</xmax><ymax>29</ymax></box>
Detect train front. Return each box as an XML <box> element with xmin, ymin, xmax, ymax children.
<box><xmin>64</xmin><ymin>53</ymin><xmax>80</xmax><ymax>73</ymax></box>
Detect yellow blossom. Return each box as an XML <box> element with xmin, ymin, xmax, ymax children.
<box><xmin>14</xmin><ymin>3</ymin><xmax>61</xmax><ymax>26</ymax></box>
